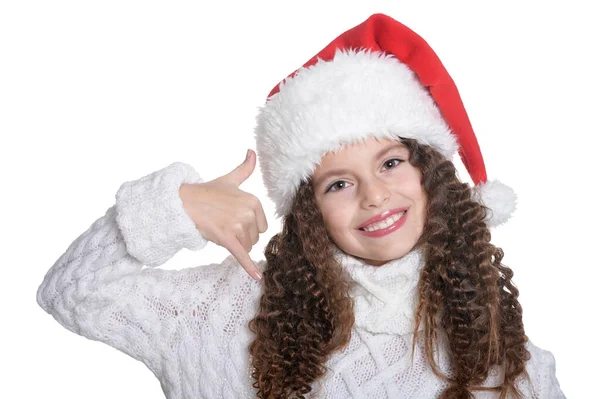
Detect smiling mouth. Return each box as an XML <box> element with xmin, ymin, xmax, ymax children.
<box><xmin>358</xmin><ymin>210</ymin><xmax>407</xmax><ymax>232</ymax></box>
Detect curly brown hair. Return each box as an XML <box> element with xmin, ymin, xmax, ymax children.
<box><xmin>248</xmin><ymin>137</ymin><xmax>531</xmax><ymax>398</ymax></box>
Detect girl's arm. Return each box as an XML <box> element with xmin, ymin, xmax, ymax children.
<box><xmin>36</xmin><ymin>162</ymin><xmax>260</xmax><ymax>375</ymax></box>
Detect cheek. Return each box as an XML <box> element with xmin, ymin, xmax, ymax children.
<box><xmin>413</xmin><ymin>190</ymin><xmax>428</xmax><ymax>228</ymax></box>
<box><xmin>323</xmin><ymin>208</ymin><xmax>342</xmax><ymax>229</ymax></box>
<box><xmin>414</xmin><ymin>188</ymin><xmax>427</xmax><ymax>205</ymax></box>
<box><xmin>397</xmin><ymin>174</ymin><xmax>426</xmax><ymax>203</ymax></box>
<box><xmin>320</xmin><ymin>204</ymin><xmax>351</xmax><ymax>232</ymax></box>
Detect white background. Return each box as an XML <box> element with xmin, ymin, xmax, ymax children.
<box><xmin>1</xmin><ymin>1</ymin><xmax>597</xmax><ymax>397</ymax></box>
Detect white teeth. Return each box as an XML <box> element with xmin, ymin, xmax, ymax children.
<box><xmin>363</xmin><ymin>211</ymin><xmax>406</xmax><ymax>232</ymax></box>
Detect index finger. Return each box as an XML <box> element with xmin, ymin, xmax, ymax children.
<box><xmin>222</xmin><ymin>236</ymin><xmax>263</xmax><ymax>281</ymax></box>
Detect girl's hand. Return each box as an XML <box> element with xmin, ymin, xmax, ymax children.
<box><xmin>179</xmin><ymin>150</ymin><xmax>268</xmax><ymax>281</ymax></box>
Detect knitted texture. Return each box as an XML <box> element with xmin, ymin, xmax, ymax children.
<box><xmin>115</xmin><ymin>162</ymin><xmax>207</xmax><ymax>266</ymax></box>
<box><xmin>37</xmin><ymin>162</ymin><xmax>566</xmax><ymax>398</ymax></box>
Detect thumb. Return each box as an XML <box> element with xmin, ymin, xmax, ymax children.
<box><xmin>222</xmin><ymin>149</ymin><xmax>256</xmax><ymax>187</ymax></box>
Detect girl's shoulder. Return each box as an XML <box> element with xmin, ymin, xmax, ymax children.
<box><xmin>517</xmin><ymin>339</ymin><xmax>566</xmax><ymax>398</ymax></box>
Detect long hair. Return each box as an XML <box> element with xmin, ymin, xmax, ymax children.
<box><xmin>248</xmin><ymin>137</ymin><xmax>531</xmax><ymax>398</ymax></box>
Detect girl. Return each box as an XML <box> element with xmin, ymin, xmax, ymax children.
<box><xmin>37</xmin><ymin>13</ymin><xmax>565</xmax><ymax>399</ymax></box>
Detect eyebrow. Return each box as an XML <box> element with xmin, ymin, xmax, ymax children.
<box><xmin>313</xmin><ymin>143</ymin><xmax>406</xmax><ymax>188</ymax></box>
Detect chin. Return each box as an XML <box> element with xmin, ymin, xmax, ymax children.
<box><xmin>364</xmin><ymin>259</ymin><xmax>389</xmax><ymax>267</ymax></box>
<box><xmin>364</xmin><ymin>247</ymin><xmax>416</xmax><ymax>265</ymax></box>
<box><xmin>360</xmin><ymin>253</ymin><xmax>398</xmax><ymax>266</ymax></box>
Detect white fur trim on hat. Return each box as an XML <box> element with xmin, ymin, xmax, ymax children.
<box><xmin>472</xmin><ymin>179</ymin><xmax>518</xmax><ymax>228</ymax></box>
<box><xmin>255</xmin><ymin>49</ymin><xmax>459</xmax><ymax>218</ymax></box>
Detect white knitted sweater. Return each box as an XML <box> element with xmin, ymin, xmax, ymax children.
<box><xmin>36</xmin><ymin>162</ymin><xmax>566</xmax><ymax>399</ymax></box>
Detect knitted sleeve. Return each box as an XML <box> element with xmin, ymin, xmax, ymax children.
<box><xmin>516</xmin><ymin>339</ymin><xmax>566</xmax><ymax>398</ymax></box>
<box><xmin>35</xmin><ymin>162</ymin><xmax>262</xmax><ymax>378</ymax></box>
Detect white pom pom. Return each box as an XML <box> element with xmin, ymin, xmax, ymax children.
<box><xmin>473</xmin><ymin>179</ymin><xmax>517</xmax><ymax>228</ymax></box>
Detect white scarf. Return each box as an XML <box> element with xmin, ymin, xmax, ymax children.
<box><xmin>333</xmin><ymin>247</ymin><xmax>426</xmax><ymax>336</ymax></box>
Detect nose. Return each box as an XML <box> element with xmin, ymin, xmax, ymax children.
<box><xmin>360</xmin><ymin>179</ymin><xmax>390</xmax><ymax>209</ymax></box>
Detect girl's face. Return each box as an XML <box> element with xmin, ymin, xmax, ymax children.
<box><xmin>311</xmin><ymin>137</ymin><xmax>427</xmax><ymax>266</ymax></box>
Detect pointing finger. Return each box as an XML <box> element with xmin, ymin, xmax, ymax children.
<box><xmin>222</xmin><ymin>235</ymin><xmax>263</xmax><ymax>281</ymax></box>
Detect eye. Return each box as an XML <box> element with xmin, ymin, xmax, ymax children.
<box><xmin>325</xmin><ymin>180</ymin><xmax>349</xmax><ymax>193</ymax></box>
<box><xmin>382</xmin><ymin>158</ymin><xmax>403</xmax><ymax>170</ymax></box>
<box><xmin>324</xmin><ymin>159</ymin><xmax>404</xmax><ymax>194</ymax></box>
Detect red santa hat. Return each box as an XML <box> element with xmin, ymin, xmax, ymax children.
<box><xmin>254</xmin><ymin>13</ymin><xmax>516</xmax><ymax>227</ymax></box>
